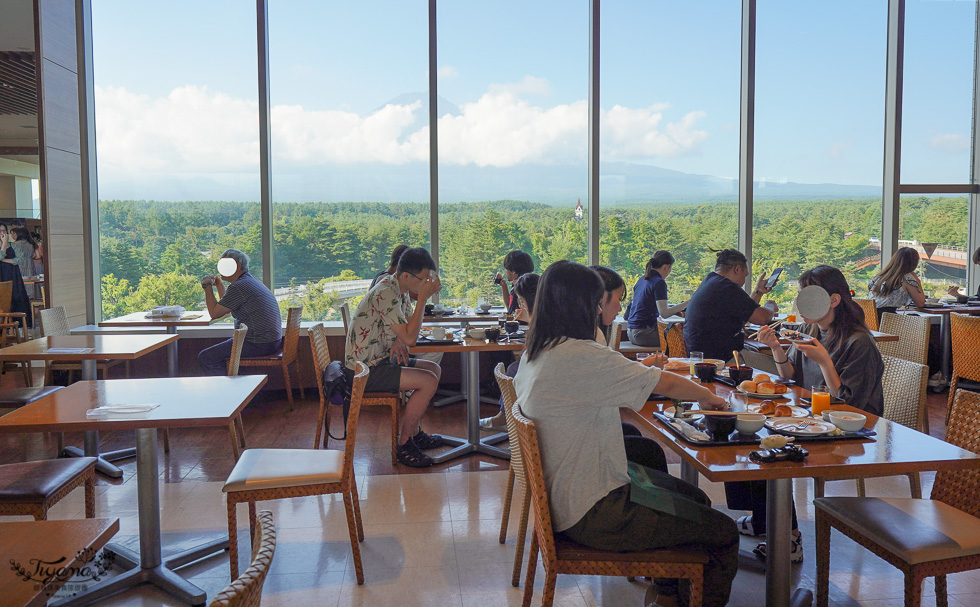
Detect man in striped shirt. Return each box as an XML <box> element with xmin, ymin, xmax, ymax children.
<box><xmin>198</xmin><ymin>249</ymin><xmax>283</xmax><ymax>375</ymax></box>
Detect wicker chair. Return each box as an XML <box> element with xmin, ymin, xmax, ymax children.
<box><xmin>40</xmin><ymin>306</ymin><xmax>128</xmax><ymax>384</ymax></box>
<box><xmin>238</xmin><ymin>306</ymin><xmax>304</xmax><ymax>405</ymax></box>
<box><xmin>494</xmin><ymin>363</ymin><xmax>531</xmax><ymax>587</ymax></box>
<box><xmin>310</xmin><ymin>323</ymin><xmax>335</xmax><ymax>449</ymax></box>
<box><xmin>814</xmin><ymin>388</ymin><xmax>980</xmax><ymax>607</ymax></box>
<box><xmin>222</xmin><ymin>362</ymin><xmax>368</xmax><ymax>583</ymax></box>
<box><xmin>879</xmin><ymin>312</ymin><xmax>930</xmax><ymax>366</ymax></box>
<box><xmin>607</xmin><ymin>321</ymin><xmax>622</xmax><ymax>350</ymax></box>
<box><xmin>209</xmin><ymin>510</ymin><xmax>276</xmax><ymax>607</ymax></box>
<box><xmin>0</xmin><ymin>457</ymin><xmax>96</xmax><ymax>520</ymax></box>
<box><xmin>657</xmin><ymin>318</ymin><xmax>687</xmax><ymax>358</ymax></box>
<box><xmin>0</xmin><ymin>280</ymin><xmax>31</xmax><ymax>386</ymax></box>
<box><xmin>854</xmin><ymin>298</ymin><xmax>879</xmax><ymax>331</ymax></box>
<box><xmin>340</xmin><ymin>302</ymin><xmax>403</xmax><ymax>464</ymax></box>
<box><xmin>512</xmin><ymin>403</ymin><xmax>708</xmax><ymax>607</ymax></box>
<box><xmin>813</xmin><ymin>354</ymin><xmax>926</xmax><ymax>500</ymax></box>
<box><xmin>947</xmin><ymin>313</ymin><xmax>980</xmax><ymax>423</ymax></box>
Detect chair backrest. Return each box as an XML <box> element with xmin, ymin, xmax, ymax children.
<box><xmin>0</xmin><ymin>281</ymin><xmax>12</xmax><ymax>313</ymax></box>
<box><xmin>881</xmin><ymin>354</ymin><xmax>928</xmax><ymax>431</ymax></box>
<box><xmin>931</xmin><ymin>389</ymin><xmax>980</xmax><ymax>518</ymax></box>
<box><xmin>209</xmin><ymin>509</ymin><xmax>277</xmax><ymax>607</ymax></box>
<box><xmin>39</xmin><ymin>306</ymin><xmax>70</xmax><ymax>336</ymax></box>
<box><xmin>951</xmin><ymin>313</ymin><xmax>980</xmax><ymax>384</ymax></box>
<box><xmin>607</xmin><ymin>321</ymin><xmax>622</xmax><ymax>350</ymax></box>
<box><xmin>878</xmin><ymin>312</ymin><xmax>929</xmax><ymax>366</ymax></box>
<box><xmin>657</xmin><ymin>318</ymin><xmax>687</xmax><ymax>358</ymax></box>
<box><xmin>342</xmin><ymin>362</ymin><xmax>369</xmax><ymax>479</ymax></box>
<box><xmin>512</xmin><ymin>402</ymin><xmax>559</xmax><ymax>566</ymax></box>
<box><xmin>226</xmin><ymin>325</ymin><xmax>248</xmax><ymax>376</ymax></box>
<box><xmin>281</xmin><ymin>306</ymin><xmax>303</xmax><ymax>363</ymax></box>
<box><xmin>310</xmin><ymin>322</ymin><xmax>330</xmax><ymax>399</ymax></box>
<box><xmin>340</xmin><ymin>302</ymin><xmax>351</xmax><ymax>336</ymax></box>
<box><xmin>854</xmin><ymin>298</ymin><xmax>879</xmax><ymax>332</ymax></box>
<box><xmin>494</xmin><ymin>363</ymin><xmax>526</xmax><ymax>489</ymax></box>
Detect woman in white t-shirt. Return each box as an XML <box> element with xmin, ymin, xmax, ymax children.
<box><xmin>514</xmin><ymin>261</ymin><xmax>738</xmax><ymax>607</ymax></box>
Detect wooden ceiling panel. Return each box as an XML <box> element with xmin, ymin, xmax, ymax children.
<box><xmin>0</xmin><ymin>51</ymin><xmax>37</xmax><ymax>116</ymax></box>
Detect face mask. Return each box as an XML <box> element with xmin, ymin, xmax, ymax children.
<box><xmin>217</xmin><ymin>257</ymin><xmax>238</xmax><ymax>277</ymax></box>
<box><xmin>795</xmin><ymin>285</ymin><xmax>831</xmax><ymax>320</ymax></box>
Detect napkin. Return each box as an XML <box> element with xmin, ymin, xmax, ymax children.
<box><xmin>86</xmin><ymin>404</ymin><xmax>160</xmax><ymax>418</ymax></box>
<box><xmin>670</xmin><ymin>419</ymin><xmax>710</xmax><ymax>442</ymax></box>
<box><xmin>146</xmin><ymin>306</ymin><xmax>186</xmax><ymax>318</ymax></box>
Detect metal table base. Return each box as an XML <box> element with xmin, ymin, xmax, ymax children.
<box><xmin>52</xmin><ymin>429</ymin><xmax>227</xmax><ymax>606</ymax></box>
<box><xmin>432</xmin><ymin>350</ymin><xmax>510</xmax><ymax>463</ymax></box>
<box><xmin>433</xmin><ymin>350</ymin><xmax>502</xmax><ymax>408</ymax></box>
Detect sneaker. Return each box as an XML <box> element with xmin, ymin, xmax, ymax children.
<box><xmin>412</xmin><ymin>428</ymin><xmax>445</xmax><ymax>450</ymax></box>
<box><xmin>396</xmin><ymin>439</ymin><xmax>434</xmax><ymax>468</ymax></box>
<box><xmin>479</xmin><ymin>416</ymin><xmax>507</xmax><ymax>432</ymax></box>
<box><xmin>752</xmin><ymin>533</ymin><xmax>803</xmax><ymax>564</ymax></box>
<box><xmin>736</xmin><ymin>515</ymin><xmax>765</xmax><ymax>537</ymax></box>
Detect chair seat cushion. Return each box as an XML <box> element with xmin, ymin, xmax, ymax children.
<box><xmin>222</xmin><ymin>448</ymin><xmax>344</xmax><ymax>493</ymax></box>
<box><xmin>0</xmin><ymin>457</ymin><xmax>96</xmax><ymax>503</ymax></box>
<box><xmin>815</xmin><ymin>497</ymin><xmax>980</xmax><ymax>564</ymax></box>
<box><xmin>554</xmin><ymin>536</ymin><xmax>709</xmax><ymax>564</ymax></box>
<box><xmin>0</xmin><ymin>386</ymin><xmax>62</xmax><ymax>407</ymax></box>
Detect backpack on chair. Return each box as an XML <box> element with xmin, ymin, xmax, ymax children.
<box><xmin>322</xmin><ymin>360</ymin><xmax>351</xmax><ymax>440</ymax></box>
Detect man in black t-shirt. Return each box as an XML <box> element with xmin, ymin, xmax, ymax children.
<box><xmin>683</xmin><ymin>249</ymin><xmax>779</xmax><ymax>362</ymax></box>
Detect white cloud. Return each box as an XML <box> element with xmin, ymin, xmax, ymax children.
<box><xmin>436</xmin><ymin>65</ymin><xmax>459</xmax><ymax>79</ymax></box>
<box><xmin>928</xmin><ymin>132</ymin><xmax>969</xmax><ymax>154</ymax></box>
<box><xmin>94</xmin><ymin>79</ymin><xmax>709</xmax><ymax>177</ymax></box>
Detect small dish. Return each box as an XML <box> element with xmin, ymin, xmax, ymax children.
<box><xmin>828</xmin><ymin>411</ymin><xmax>867</xmax><ymax>432</ymax></box>
<box><xmin>736</xmin><ymin>413</ymin><xmax>766</xmax><ymax>434</ymax></box>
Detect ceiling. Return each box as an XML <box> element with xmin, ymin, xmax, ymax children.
<box><xmin>0</xmin><ymin>0</ymin><xmax>38</xmax><ymax>170</ymax></box>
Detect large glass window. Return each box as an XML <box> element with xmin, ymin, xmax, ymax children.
<box><xmin>92</xmin><ymin>1</ymin><xmax>260</xmax><ymax>320</ymax></box>
<box><xmin>889</xmin><ymin>193</ymin><xmax>971</xmax><ymax>299</ymax></box>
<box><xmin>754</xmin><ymin>1</ymin><xmax>886</xmax><ymax>306</ymax></box>
<box><xmin>436</xmin><ymin>0</ymin><xmax>588</xmax><ymax>307</ymax></box>
<box><xmin>601</xmin><ymin>0</ymin><xmax>740</xmax><ymax>305</ymax></box>
<box><xmin>269</xmin><ymin>1</ymin><xmax>429</xmax><ymax>320</ymax></box>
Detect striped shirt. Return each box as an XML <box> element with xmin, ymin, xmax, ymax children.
<box><xmin>218</xmin><ymin>272</ymin><xmax>283</xmax><ymax>344</ymax></box>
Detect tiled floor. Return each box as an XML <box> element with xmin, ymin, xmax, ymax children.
<box><xmin>3</xmin><ymin>378</ymin><xmax>980</xmax><ymax>606</ymax></box>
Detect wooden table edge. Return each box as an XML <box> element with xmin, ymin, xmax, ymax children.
<box><xmin>0</xmin><ymin>334</ymin><xmax>180</xmax><ymax>361</ymax></box>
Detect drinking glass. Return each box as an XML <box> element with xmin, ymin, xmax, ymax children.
<box><xmin>689</xmin><ymin>351</ymin><xmax>703</xmax><ymax>378</ymax></box>
<box><xmin>811</xmin><ymin>384</ymin><xmax>831</xmax><ymax>416</ymax></box>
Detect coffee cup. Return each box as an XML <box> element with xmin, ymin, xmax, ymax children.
<box><xmin>431</xmin><ymin>326</ymin><xmax>447</xmax><ymax>340</ymax></box>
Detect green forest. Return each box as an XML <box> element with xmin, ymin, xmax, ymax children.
<box><xmin>98</xmin><ymin>195</ymin><xmax>970</xmax><ymax>320</ymax></box>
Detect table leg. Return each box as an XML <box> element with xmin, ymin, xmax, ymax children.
<box><xmin>51</xmin><ymin>428</ymin><xmax>227</xmax><ymax>607</ymax></box>
<box><xmin>765</xmin><ymin>477</ymin><xmax>813</xmax><ymax>607</ymax></box>
<box><xmin>940</xmin><ymin>314</ymin><xmax>952</xmax><ymax>382</ymax></box>
<box><xmin>680</xmin><ymin>460</ymin><xmax>699</xmax><ymax>487</ymax></box>
<box><xmin>432</xmin><ymin>351</ymin><xmax>510</xmax><ymax>463</ymax></box>
<box><xmin>61</xmin><ymin>360</ymin><xmax>134</xmax><ymax>478</ymax></box>
<box><xmin>167</xmin><ymin>325</ymin><xmax>178</xmax><ymax>378</ymax></box>
<box><xmin>433</xmin><ymin>352</ymin><xmax>467</xmax><ymax>407</ymax></box>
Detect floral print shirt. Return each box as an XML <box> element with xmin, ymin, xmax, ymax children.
<box><xmin>344</xmin><ymin>274</ymin><xmax>409</xmax><ymax>370</ymax></box>
<box><xmin>867</xmin><ymin>273</ymin><xmax>917</xmax><ymax>309</ymax></box>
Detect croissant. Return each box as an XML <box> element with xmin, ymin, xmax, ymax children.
<box><xmin>758</xmin><ymin>400</ymin><xmax>777</xmax><ymax>415</ymax></box>
<box><xmin>774</xmin><ymin>404</ymin><xmax>794</xmax><ymax>417</ymax></box>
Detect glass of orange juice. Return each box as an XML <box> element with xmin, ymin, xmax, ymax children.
<box><xmin>787</xmin><ymin>314</ymin><xmax>797</xmax><ymax>322</ymax></box>
<box><xmin>810</xmin><ymin>384</ymin><xmax>831</xmax><ymax>415</ymax></box>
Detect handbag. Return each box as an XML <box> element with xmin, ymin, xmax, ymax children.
<box><xmin>322</xmin><ymin>360</ymin><xmax>351</xmax><ymax>440</ymax></box>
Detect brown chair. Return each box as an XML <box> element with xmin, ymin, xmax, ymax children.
<box><xmin>209</xmin><ymin>510</ymin><xmax>276</xmax><ymax>607</ymax></box>
<box><xmin>607</xmin><ymin>321</ymin><xmax>622</xmax><ymax>350</ymax></box>
<box><xmin>0</xmin><ymin>457</ymin><xmax>96</xmax><ymax>520</ymax></box>
<box><xmin>658</xmin><ymin>317</ymin><xmax>687</xmax><ymax>358</ymax></box>
<box><xmin>0</xmin><ymin>280</ymin><xmax>32</xmax><ymax>387</ymax></box>
<box><xmin>512</xmin><ymin>403</ymin><xmax>708</xmax><ymax>607</ymax></box>
<box><xmin>310</xmin><ymin>323</ymin><xmax>344</xmax><ymax>450</ymax></box>
<box><xmin>222</xmin><ymin>362</ymin><xmax>368</xmax><ymax>583</ymax></box>
<box><xmin>813</xmin><ymin>355</ymin><xmax>925</xmax><ymax>500</ymax></box>
<box><xmin>340</xmin><ymin>302</ymin><xmax>403</xmax><ymax>464</ymax></box>
<box><xmin>238</xmin><ymin>306</ymin><xmax>304</xmax><ymax>405</ymax></box>
<box><xmin>815</xmin><ymin>388</ymin><xmax>980</xmax><ymax>607</ymax></box>
<box><xmin>39</xmin><ymin>306</ymin><xmax>128</xmax><ymax>385</ymax></box>
<box><xmin>879</xmin><ymin>312</ymin><xmax>930</xmax><ymax>366</ymax></box>
<box><xmin>854</xmin><ymin>298</ymin><xmax>879</xmax><ymax>331</ymax></box>
<box><xmin>947</xmin><ymin>313</ymin><xmax>980</xmax><ymax>423</ymax></box>
<box><xmin>494</xmin><ymin>363</ymin><xmax>531</xmax><ymax>587</ymax></box>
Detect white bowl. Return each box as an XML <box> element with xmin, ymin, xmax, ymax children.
<box><xmin>828</xmin><ymin>411</ymin><xmax>867</xmax><ymax>432</ymax></box>
<box><xmin>925</xmin><ymin>297</ymin><xmax>939</xmax><ymax>304</ymax></box>
<box><xmin>468</xmin><ymin>328</ymin><xmax>486</xmax><ymax>339</ymax></box>
<box><xmin>736</xmin><ymin>413</ymin><xmax>766</xmax><ymax>434</ymax></box>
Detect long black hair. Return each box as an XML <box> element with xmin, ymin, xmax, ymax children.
<box><xmin>512</xmin><ymin>272</ymin><xmax>540</xmax><ymax>314</ymax></box>
<box><xmin>591</xmin><ymin>265</ymin><xmax>625</xmax><ymax>342</ymax></box>
<box><xmin>871</xmin><ymin>247</ymin><xmax>919</xmax><ymax>296</ymax></box>
<box><xmin>643</xmin><ymin>250</ymin><xmax>674</xmax><ymax>280</ymax></box>
<box><xmin>525</xmin><ymin>261</ymin><xmax>604</xmax><ymax>362</ymax></box>
<box><xmin>798</xmin><ymin>265</ymin><xmax>869</xmax><ymax>353</ymax></box>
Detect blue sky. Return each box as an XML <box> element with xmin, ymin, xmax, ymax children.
<box><xmin>90</xmin><ymin>0</ymin><xmax>975</xmax><ymax>193</ymax></box>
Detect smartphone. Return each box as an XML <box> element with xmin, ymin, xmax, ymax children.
<box><xmin>765</xmin><ymin>267</ymin><xmax>784</xmax><ymax>290</ymax></box>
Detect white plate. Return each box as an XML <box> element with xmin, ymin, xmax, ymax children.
<box><xmin>746</xmin><ymin>403</ymin><xmax>808</xmax><ymax>418</ymax></box>
<box><xmin>736</xmin><ymin>388</ymin><xmax>789</xmax><ymax>399</ymax></box>
<box><xmin>663</xmin><ymin>406</ymin><xmax>704</xmax><ymax>422</ymax></box>
<box><xmin>765</xmin><ymin>418</ymin><xmax>836</xmax><ymax>436</ymax></box>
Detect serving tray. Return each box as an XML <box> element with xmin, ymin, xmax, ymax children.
<box><xmin>652</xmin><ymin>412</ymin><xmax>876</xmax><ymax>447</ymax></box>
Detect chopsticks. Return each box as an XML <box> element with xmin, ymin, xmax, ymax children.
<box><xmin>747</xmin><ymin>320</ymin><xmax>781</xmax><ymax>340</ymax></box>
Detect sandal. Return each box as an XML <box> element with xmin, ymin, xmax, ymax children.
<box><xmin>737</xmin><ymin>515</ymin><xmax>765</xmax><ymax>537</ymax></box>
<box><xmin>752</xmin><ymin>533</ymin><xmax>803</xmax><ymax>563</ymax></box>
<box><xmin>412</xmin><ymin>428</ymin><xmax>445</xmax><ymax>450</ymax></box>
<box><xmin>396</xmin><ymin>439</ymin><xmax>434</xmax><ymax>468</ymax></box>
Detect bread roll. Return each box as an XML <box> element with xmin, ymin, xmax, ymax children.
<box><xmin>758</xmin><ymin>400</ymin><xmax>777</xmax><ymax>415</ymax></box>
<box><xmin>755</xmin><ymin>373</ymin><xmax>771</xmax><ymax>383</ymax></box>
<box><xmin>774</xmin><ymin>404</ymin><xmax>793</xmax><ymax>417</ymax></box>
<box><xmin>664</xmin><ymin>360</ymin><xmax>689</xmax><ymax>373</ymax></box>
<box><xmin>739</xmin><ymin>380</ymin><xmax>758</xmax><ymax>393</ymax></box>
<box><xmin>757</xmin><ymin>382</ymin><xmax>776</xmax><ymax>395</ymax></box>
<box><xmin>773</xmin><ymin>383</ymin><xmax>788</xmax><ymax>394</ymax></box>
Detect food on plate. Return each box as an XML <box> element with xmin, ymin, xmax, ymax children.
<box><xmin>738</xmin><ymin>380</ymin><xmax>758</xmax><ymax>393</ymax></box>
<box><xmin>758</xmin><ymin>400</ymin><xmax>777</xmax><ymax>415</ymax></box>
<box><xmin>760</xmin><ymin>435</ymin><xmax>791</xmax><ymax>449</ymax></box>
<box><xmin>756</xmin><ymin>381</ymin><xmax>776</xmax><ymax>395</ymax></box>
<box><xmin>773</xmin><ymin>383</ymin><xmax>788</xmax><ymax>394</ymax></box>
<box><xmin>754</xmin><ymin>373</ymin><xmax>771</xmax><ymax>383</ymax></box>
<box><xmin>773</xmin><ymin>404</ymin><xmax>794</xmax><ymax>417</ymax></box>
<box><xmin>780</xmin><ymin>328</ymin><xmax>812</xmax><ymax>341</ymax></box>
<box><xmin>664</xmin><ymin>359</ymin><xmax>690</xmax><ymax>373</ymax></box>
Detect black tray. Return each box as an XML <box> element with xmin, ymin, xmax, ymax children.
<box><xmin>652</xmin><ymin>412</ymin><xmax>876</xmax><ymax>447</ymax></box>
<box><xmin>417</xmin><ymin>337</ymin><xmax>460</xmax><ymax>346</ymax></box>
<box><xmin>715</xmin><ymin>374</ymin><xmax>795</xmax><ymax>388</ymax></box>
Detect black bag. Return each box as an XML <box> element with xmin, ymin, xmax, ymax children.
<box><xmin>322</xmin><ymin>361</ymin><xmax>351</xmax><ymax>440</ymax></box>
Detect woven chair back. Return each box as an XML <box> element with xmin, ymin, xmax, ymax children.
<box><xmin>494</xmin><ymin>363</ymin><xmax>525</xmax><ymax>488</ymax></box>
<box><xmin>931</xmin><ymin>389</ymin><xmax>980</xmax><ymax>518</ymax></box>
<box><xmin>226</xmin><ymin>325</ymin><xmax>248</xmax><ymax>377</ymax></box>
<box><xmin>0</xmin><ymin>281</ymin><xmax>11</xmax><ymax>313</ymax></box>
<box><xmin>878</xmin><ymin>313</ymin><xmax>929</xmax><ymax>365</ymax></box>
<box><xmin>340</xmin><ymin>302</ymin><xmax>351</xmax><ymax>336</ymax></box>
<box><xmin>951</xmin><ymin>313</ymin><xmax>980</xmax><ymax>385</ymax></box>
<box><xmin>209</xmin><ymin>510</ymin><xmax>277</xmax><ymax>607</ymax></box>
<box><xmin>512</xmin><ymin>403</ymin><xmax>559</xmax><ymax>565</ymax></box>
<box><xmin>39</xmin><ymin>305</ymin><xmax>70</xmax><ymax>336</ymax></box>
<box><xmin>607</xmin><ymin>321</ymin><xmax>622</xmax><ymax>350</ymax></box>
<box><xmin>881</xmin><ymin>354</ymin><xmax>928</xmax><ymax>431</ymax></box>
<box><xmin>854</xmin><ymin>298</ymin><xmax>878</xmax><ymax>331</ymax></box>
<box><xmin>658</xmin><ymin>318</ymin><xmax>687</xmax><ymax>358</ymax></box>
<box><xmin>343</xmin><ymin>362</ymin><xmax>369</xmax><ymax>479</ymax></box>
<box><xmin>281</xmin><ymin>306</ymin><xmax>303</xmax><ymax>363</ymax></box>
<box><xmin>310</xmin><ymin>322</ymin><xmax>332</xmax><ymax>374</ymax></box>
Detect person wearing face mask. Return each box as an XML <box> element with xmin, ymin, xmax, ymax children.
<box><xmin>727</xmin><ymin>265</ymin><xmax>884</xmax><ymax>563</ymax></box>
<box><xmin>198</xmin><ymin>249</ymin><xmax>283</xmax><ymax>376</ymax></box>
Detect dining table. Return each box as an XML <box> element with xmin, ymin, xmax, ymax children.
<box><xmin>0</xmin><ymin>333</ymin><xmax>178</xmax><ymax>478</ymax></box>
<box><xmin>902</xmin><ymin>302</ymin><xmax>980</xmax><ymax>382</ymax></box>
<box><xmin>411</xmin><ymin>335</ymin><xmax>524</xmax><ymax>463</ymax></box>
<box><xmin>625</xmin><ymin>372</ymin><xmax>980</xmax><ymax>607</ymax></box>
<box><xmin>0</xmin><ymin>375</ymin><xmax>267</xmax><ymax>606</ymax></box>
<box><xmin>98</xmin><ymin>311</ymin><xmax>214</xmax><ymax>378</ymax></box>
